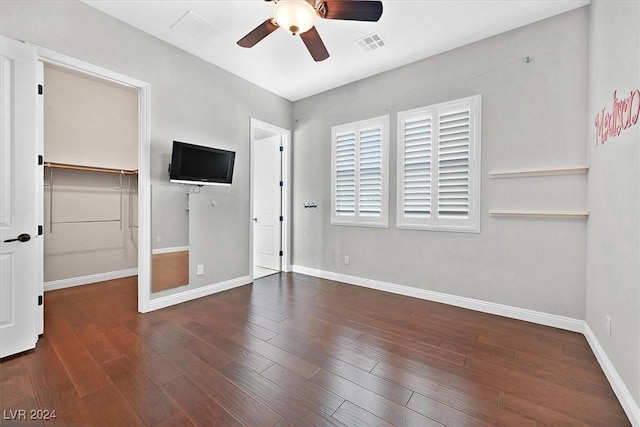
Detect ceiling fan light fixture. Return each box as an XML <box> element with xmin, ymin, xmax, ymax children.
<box><xmin>274</xmin><ymin>0</ymin><xmax>316</xmax><ymax>35</ymax></box>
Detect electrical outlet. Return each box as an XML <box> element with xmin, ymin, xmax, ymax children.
<box><xmin>605</xmin><ymin>315</ymin><xmax>611</xmax><ymax>336</ymax></box>
<box><xmin>197</xmin><ymin>265</ymin><xmax>204</xmax><ymax>275</ymax></box>
<box><xmin>156</xmin><ymin>236</ymin><xmax>161</xmax><ymax>242</ymax></box>
<box><xmin>344</xmin><ymin>255</ymin><xmax>350</xmax><ymax>265</ymax></box>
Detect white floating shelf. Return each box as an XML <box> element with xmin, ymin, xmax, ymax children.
<box><xmin>489</xmin><ymin>164</ymin><xmax>589</xmax><ymax>178</ymax></box>
<box><xmin>489</xmin><ymin>210</ymin><xmax>590</xmax><ymax>219</ymax></box>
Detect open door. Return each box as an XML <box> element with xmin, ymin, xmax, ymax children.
<box><xmin>0</xmin><ymin>36</ymin><xmax>39</xmax><ymax>358</ymax></box>
<box><xmin>250</xmin><ymin>119</ymin><xmax>291</xmax><ymax>278</ymax></box>
<box><xmin>253</xmin><ymin>135</ymin><xmax>282</xmax><ymax>271</ymax></box>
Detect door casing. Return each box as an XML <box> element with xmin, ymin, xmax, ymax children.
<box><xmin>250</xmin><ymin>119</ymin><xmax>291</xmax><ymax>277</ymax></box>
<box><xmin>32</xmin><ymin>44</ymin><xmax>153</xmax><ymax>313</ymax></box>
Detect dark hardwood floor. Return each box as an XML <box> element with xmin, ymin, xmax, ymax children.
<box><xmin>0</xmin><ymin>273</ymin><xmax>630</xmax><ymax>426</ymax></box>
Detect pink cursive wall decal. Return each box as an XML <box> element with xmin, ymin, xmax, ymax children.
<box><xmin>594</xmin><ymin>89</ymin><xmax>640</xmax><ymax>146</ymax></box>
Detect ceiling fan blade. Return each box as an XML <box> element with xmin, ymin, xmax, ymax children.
<box><xmin>317</xmin><ymin>0</ymin><xmax>383</xmax><ymax>22</ymax></box>
<box><xmin>300</xmin><ymin>27</ymin><xmax>329</xmax><ymax>62</ymax></box>
<box><xmin>237</xmin><ymin>19</ymin><xmax>279</xmax><ymax>48</ymax></box>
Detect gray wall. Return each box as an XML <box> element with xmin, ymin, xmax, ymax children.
<box><xmin>0</xmin><ymin>0</ymin><xmax>293</xmax><ymax>293</ymax></box>
<box><xmin>292</xmin><ymin>7</ymin><xmax>589</xmax><ymax>319</ymax></box>
<box><xmin>586</xmin><ymin>0</ymin><xmax>640</xmax><ymax>406</ymax></box>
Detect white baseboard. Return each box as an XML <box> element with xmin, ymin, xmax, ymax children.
<box><xmin>291</xmin><ymin>265</ymin><xmax>584</xmax><ymax>333</ymax></box>
<box><xmin>584</xmin><ymin>324</ymin><xmax>640</xmax><ymax>426</ymax></box>
<box><xmin>291</xmin><ymin>265</ymin><xmax>638</xmax><ymax>425</ymax></box>
<box><xmin>44</xmin><ymin>268</ymin><xmax>138</xmax><ymax>291</ymax></box>
<box><xmin>152</xmin><ymin>246</ymin><xmax>189</xmax><ymax>255</ymax></box>
<box><xmin>147</xmin><ymin>275</ymin><xmax>252</xmax><ymax>312</ymax></box>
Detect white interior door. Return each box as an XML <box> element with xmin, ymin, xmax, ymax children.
<box><xmin>0</xmin><ymin>36</ymin><xmax>39</xmax><ymax>358</ymax></box>
<box><xmin>253</xmin><ymin>135</ymin><xmax>281</xmax><ymax>271</ymax></box>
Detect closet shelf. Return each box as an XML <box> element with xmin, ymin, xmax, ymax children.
<box><xmin>489</xmin><ymin>210</ymin><xmax>589</xmax><ymax>219</ymax></box>
<box><xmin>46</xmin><ymin>162</ymin><xmax>138</xmax><ymax>233</ymax></box>
<box><xmin>489</xmin><ymin>164</ymin><xmax>589</xmax><ymax>178</ymax></box>
<box><xmin>44</xmin><ymin>162</ymin><xmax>138</xmax><ymax>175</ymax></box>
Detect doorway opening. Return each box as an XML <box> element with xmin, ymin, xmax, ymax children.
<box><xmin>250</xmin><ymin>119</ymin><xmax>291</xmax><ymax>280</ymax></box>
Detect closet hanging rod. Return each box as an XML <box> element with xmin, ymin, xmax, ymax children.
<box><xmin>44</xmin><ymin>162</ymin><xmax>138</xmax><ymax>175</ymax></box>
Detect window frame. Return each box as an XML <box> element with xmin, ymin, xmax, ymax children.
<box><xmin>331</xmin><ymin>115</ymin><xmax>390</xmax><ymax>228</ymax></box>
<box><xmin>396</xmin><ymin>95</ymin><xmax>482</xmax><ymax>233</ymax></box>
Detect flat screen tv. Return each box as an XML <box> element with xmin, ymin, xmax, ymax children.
<box><xmin>169</xmin><ymin>141</ymin><xmax>235</xmax><ymax>186</ymax></box>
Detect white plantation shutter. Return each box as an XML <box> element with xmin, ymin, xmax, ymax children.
<box><xmin>401</xmin><ymin>113</ymin><xmax>432</xmax><ymax>219</ymax></box>
<box><xmin>332</xmin><ymin>116</ymin><xmax>389</xmax><ymax>227</ymax></box>
<box><xmin>437</xmin><ymin>106</ymin><xmax>470</xmax><ymax>219</ymax></box>
<box><xmin>397</xmin><ymin>95</ymin><xmax>481</xmax><ymax>232</ymax></box>
<box><xmin>335</xmin><ymin>131</ymin><xmax>356</xmax><ymax>215</ymax></box>
<box><xmin>358</xmin><ymin>126</ymin><xmax>383</xmax><ymax>217</ymax></box>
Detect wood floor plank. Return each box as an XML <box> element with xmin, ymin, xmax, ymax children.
<box><xmin>498</xmin><ymin>392</ymin><xmax>593</xmax><ymax>426</ymax></box>
<box><xmin>352</xmin><ymin>332</ymin><xmax>467</xmax><ymax>368</ymax></box>
<box><xmin>499</xmin><ymin>349</ymin><xmax>618</xmax><ymax>399</ymax></box>
<box><xmin>331</xmin><ymin>401</ymin><xmax>395</xmax><ymax>427</ymax></box>
<box><xmin>0</xmin><ymin>398</ymin><xmax>44</xmax><ymax>427</ymax></box>
<box><xmin>150</xmin><ymin>314</ymin><xmax>236</xmax><ymax>369</ymax></box>
<box><xmin>280</xmin><ymin>314</ymin><xmax>363</xmax><ymax>342</ymax></box>
<box><xmin>44</xmin><ymin>294</ymin><xmax>92</xmax><ymax>329</ymax></box>
<box><xmin>161</xmin><ymin>344</ymin><xmax>282</xmax><ymax>427</ymax></box>
<box><xmin>101</xmin><ymin>356</ymin><xmax>179</xmax><ymax>426</ymax></box>
<box><xmin>81</xmin><ymin>384</ymin><xmax>145</xmax><ymax>427</ymax></box>
<box><xmin>73</xmin><ymin>323</ymin><xmax>123</xmax><ymax>365</ymax></box>
<box><xmin>246</xmin><ymin>311</ymin><xmax>314</xmax><ymax>344</ymax></box>
<box><xmin>42</xmin><ymin>314</ymin><xmax>112</xmax><ymax>397</ymax></box>
<box><xmin>439</xmin><ymin>338</ymin><xmax>517</xmax><ymax>365</ymax></box>
<box><xmin>267</xmin><ymin>334</ymin><xmax>414</xmax><ymax>406</ymax></box>
<box><xmin>310</xmin><ymin>368</ymin><xmax>443</xmax><ymax>427</ymax></box>
<box><xmin>277</xmin><ymin>332</ymin><xmax>380</xmax><ymax>373</ymax></box>
<box><xmin>464</xmin><ymin>356</ymin><xmax>631</xmax><ymax>425</ymax></box>
<box><xmin>0</xmin><ymin>355</ymin><xmax>35</xmax><ymax>409</ymax></box>
<box><xmin>182</xmin><ymin>320</ymin><xmax>275</xmax><ymax>373</ymax></box>
<box><xmin>23</xmin><ymin>337</ymin><xmax>94</xmax><ymax>425</ymax></box>
<box><xmin>102</xmin><ymin>325</ymin><xmax>182</xmax><ymax>386</ymax></box>
<box><xmin>406</xmin><ymin>392</ymin><xmax>504</xmax><ymax>427</ymax></box>
<box><xmin>221</xmin><ymin>361</ymin><xmax>346</xmax><ymax>427</ymax></box>
<box><xmin>153</xmin><ymin>411</ymin><xmax>197</xmax><ymax>427</ymax></box>
<box><xmin>261</xmin><ymin>363</ymin><xmax>345</xmax><ymax>416</ymax></box>
<box><xmin>230</xmin><ymin>331</ymin><xmax>320</xmax><ymax>379</ymax></box>
<box><xmin>370</xmin><ymin>361</ymin><xmax>537</xmax><ymax>426</ymax></box>
<box><xmin>161</xmin><ymin>375</ymin><xmax>245</xmax><ymax>427</ymax></box>
<box><xmin>125</xmin><ymin>315</ymin><xmax>179</xmax><ymax>355</ymax></box>
<box><xmin>288</xmin><ymin>300</ymin><xmax>446</xmax><ymax>347</ymax></box>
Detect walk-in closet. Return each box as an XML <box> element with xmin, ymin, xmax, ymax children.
<box><xmin>43</xmin><ymin>63</ymin><xmax>138</xmax><ymax>291</ymax></box>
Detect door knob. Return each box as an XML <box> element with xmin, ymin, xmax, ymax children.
<box><xmin>4</xmin><ymin>233</ymin><xmax>31</xmax><ymax>243</ymax></box>
<box><xmin>253</xmin><ymin>218</ymin><xmax>258</xmax><ymax>222</ymax></box>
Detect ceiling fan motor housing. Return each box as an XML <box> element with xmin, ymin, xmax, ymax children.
<box><xmin>274</xmin><ymin>0</ymin><xmax>316</xmax><ymax>35</ymax></box>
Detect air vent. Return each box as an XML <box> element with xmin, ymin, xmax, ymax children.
<box><xmin>171</xmin><ymin>11</ymin><xmax>221</xmax><ymax>45</ymax></box>
<box><xmin>356</xmin><ymin>33</ymin><xmax>386</xmax><ymax>52</ymax></box>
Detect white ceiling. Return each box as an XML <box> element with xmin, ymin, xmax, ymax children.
<box><xmin>84</xmin><ymin>0</ymin><xmax>589</xmax><ymax>101</ymax></box>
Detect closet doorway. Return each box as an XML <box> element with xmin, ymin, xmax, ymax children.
<box><xmin>36</xmin><ymin>47</ymin><xmax>151</xmax><ymax>314</ymax></box>
<box><xmin>43</xmin><ymin>63</ymin><xmax>138</xmax><ymax>290</ymax></box>
<box><xmin>250</xmin><ymin>119</ymin><xmax>291</xmax><ymax>279</ymax></box>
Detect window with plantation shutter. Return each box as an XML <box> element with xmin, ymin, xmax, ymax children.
<box><xmin>397</xmin><ymin>95</ymin><xmax>481</xmax><ymax>232</ymax></box>
<box><xmin>332</xmin><ymin>116</ymin><xmax>389</xmax><ymax>227</ymax></box>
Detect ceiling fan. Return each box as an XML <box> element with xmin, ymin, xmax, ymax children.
<box><xmin>237</xmin><ymin>0</ymin><xmax>383</xmax><ymax>62</ymax></box>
